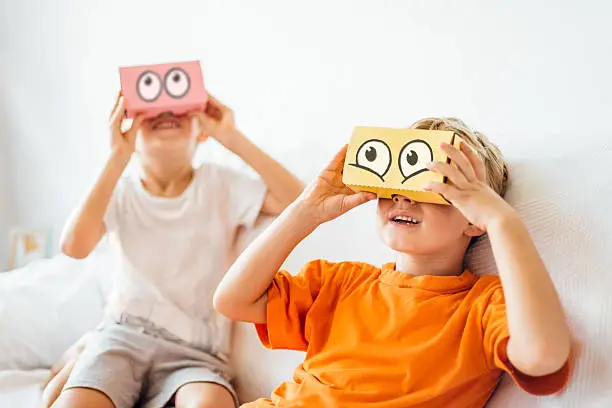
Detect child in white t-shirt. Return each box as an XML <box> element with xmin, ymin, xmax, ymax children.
<box><xmin>48</xmin><ymin>92</ymin><xmax>303</xmax><ymax>408</ymax></box>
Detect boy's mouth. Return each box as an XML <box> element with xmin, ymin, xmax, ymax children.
<box><xmin>388</xmin><ymin>211</ymin><xmax>422</xmax><ymax>226</ymax></box>
<box><xmin>152</xmin><ymin>114</ymin><xmax>181</xmax><ymax>130</ymax></box>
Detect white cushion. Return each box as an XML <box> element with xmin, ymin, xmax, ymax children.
<box><xmin>0</xmin><ymin>254</ymin><xmax>109</xmax><ymax>370</ymax></box>
<box><xmin>0</xmin><ymin>370</ymin><xmax>48</xmax><ymax>408</ymax></box>
<box><xmin>484</xmin><ymin>150</ymin><xmax>612</xmax><ymax>406</ymax></box>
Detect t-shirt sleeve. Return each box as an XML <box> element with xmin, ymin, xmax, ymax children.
<box><xmin>255</xmin><ymin>260</ymin><xmax>340</xmax><ymax>351</ymax></box>
<box><xmin>218</xmin><ymin>166</ymin><xmax>267</xmax><ymax>229</ymax></box>
<box><xmin>482</xmin><ymin>285</ymin><xmax>570</xmax><ymax>396</ymax></box>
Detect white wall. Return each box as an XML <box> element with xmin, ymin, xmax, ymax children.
<box><xmin>0</xmin><ymin>99</ymin><xmax>14</xmax><ymax>268</ymax></box>
<box><xmin>1</xmin><ymin>0</ymin><xmax>611</xmax><ymax>268</ymax></box>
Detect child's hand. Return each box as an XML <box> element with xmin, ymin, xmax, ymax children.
<box><xmin>296</xmin><ymin>145</ymin><xmax>377</xmax><ymax>226</ymax></box>
<box><xmin>423</xmin><ymin>142</ymin><xmax>516</xmax><ymax>231</ymax></box>
<box><xmin>190</xmin><ymin>95</ymin><xmax>237</xmax><ymax>150</ymax></box>
<box><xmin>109</xmin><ymin>91</ymin><xmax>144</xmax><ymax>164</ymax></box>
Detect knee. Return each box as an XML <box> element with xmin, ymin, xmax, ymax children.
<box><xmin>175</xmin><ymin>382</ymin><xmax>235</xmax><ymax>408</ymax></box>
<box><xmin>46</xmin><ymin>394</ymin><xmax>81</xmax><ymax>408</ymax></box>
<box><xmin>47</xmin><ymin>389</ymin><xmax>115</xmax><ymax>408</ymax></box>
<box><xmin>180</xmin><ymin>397</ymin><xmax>235</xmax><ymax>408</ymax></box>
<box><xmin>181</xmin><ymin>402</ymin><xmax>214</xmax><ymax>408</ymax></box>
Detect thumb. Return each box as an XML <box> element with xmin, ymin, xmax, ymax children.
<box><xmin>191</xmin><ymin>111</ymin><xmax>213</xmax><ymax>131</ymax></box>
<box><xmin>126</xmin><ymin>114</ymin><xmax>145</xmax><ymax>142</ymax></box>
<box><xmin>341</xmin><ymin>192</ymin><xmax>377</xmax><ymax>213</ymax></box>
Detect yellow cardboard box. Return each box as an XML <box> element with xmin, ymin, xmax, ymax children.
<box><xmin>342</xmin><ymin>127</ymin><xmax>462</xmax><ymax>204</ymax></box>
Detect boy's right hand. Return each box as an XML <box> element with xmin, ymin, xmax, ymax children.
<box><xmin>295</xmin><ymin>145</ymin><xmax>377</xmax><ymax>226</ymax></box>
<box><xmin>109</xmin><ymin>91</ymin><xmax>144</xmax><ymax>164</ymax></box>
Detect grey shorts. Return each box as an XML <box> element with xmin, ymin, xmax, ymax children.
<box><xmin>64</xmin><ymin>319</ymin><xmax>238</xmax><ymax>408</ymax></box>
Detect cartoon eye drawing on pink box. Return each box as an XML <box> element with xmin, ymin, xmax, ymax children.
<box><xmin>120</xmin><ymin>61</ymin><xmax>208</xmax><ymax>119</ymax></box>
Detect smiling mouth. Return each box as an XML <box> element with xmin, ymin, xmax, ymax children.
<box><xmin>388</xmin><ymin>208</ymin><xmax>423</xmax><ymax>225</ymax></box>
<box><xmin>390</xmin><ymin>215</ymin><xmax>421</xmax><ymax>225</ymax></box>
<box><xmin>153</xmin><ymin>119</ymin><xmax>180</xmax><ymax>130</ymax></box>
<box><xmin>151</xmin><ymin>112</ymin><xmax>181</xmax><ymax>130</ymax></box>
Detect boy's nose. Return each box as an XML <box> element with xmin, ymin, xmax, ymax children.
<box><xmin>392</xmin><ymin>194</ymin><xmax>414</xmax><ymax>204</ymax></box>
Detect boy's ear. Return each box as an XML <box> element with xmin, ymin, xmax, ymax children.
<box><xmin>464</xmin><ymin>223</ymin><xmax>485</xmax><ymax>238</ymax></box>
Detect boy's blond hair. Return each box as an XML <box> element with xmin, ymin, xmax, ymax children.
<box><xmin>409</xmin><ymin>117</ymin><xmax>509</xmax><ymax>197</ymax></box>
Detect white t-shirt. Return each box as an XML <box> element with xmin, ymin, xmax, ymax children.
<box><xmin>103</xmin><ymin>164</ymin><xmax>266</xmax><ymax>360</ymax></box>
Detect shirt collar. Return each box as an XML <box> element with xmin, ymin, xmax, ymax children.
<box><xmin>380</xmin><ymin>262</ymin><xmax>479</xmax><ymax>292</ymax></box>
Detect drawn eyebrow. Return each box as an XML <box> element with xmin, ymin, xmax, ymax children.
<box><xmin>401</xmin><ymin>168</ymin><xmax>429</xmax><ymax>183</ymax></box>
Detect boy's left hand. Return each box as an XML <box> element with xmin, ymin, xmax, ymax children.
<box><xmin>190</xmin><ymin>95</ymin><xmax>239</xmax><ymax>150</ymax></box>
<box><xmin>423</xmin><ymin>142</ymin><xmax>516</xmax><ymax>231</ymax></box>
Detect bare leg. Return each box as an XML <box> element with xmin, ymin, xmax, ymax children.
<box><xmin>42</xmin><ymin>332</ymin><xmax>91</xmax><ymax>408</ymax></box>
<box><xmin>50</xmin><ymin>387</ymin><xmax>115</xmax><ymax>408</ymax></box>
<box><xmin>174</xmin><ymin>382</ymin><xmax>236</xmax><ymax>408</ymax></box>
<box><xmin>41</xmin><ymin>358</ymin><xmax>77</xmax><ymax>408</ymax></box>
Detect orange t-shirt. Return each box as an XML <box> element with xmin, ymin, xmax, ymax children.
<box><xmin>243</xmin><ymin>260</ymin><xmax>570</xmax><ymax>408</ymax></box>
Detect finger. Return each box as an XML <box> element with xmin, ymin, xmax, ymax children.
<box><xmin>204</xmin><ymin>101</ymin><xmax>222</xmax><ymax>122</ymax></box>
<box><xmin>191</xmin><ymin>110</ymin><xmax>214</xmax><ymax>131</ymax></box>
<box><xmin>460</xmin><ymin>142</ymin><xmax>487</xmax><ymax>182</ymax></box>
<box><xmin>427</xmin><ymin>161</ymin><xmax>470</xmax><ymax>189</ymax></box>
<box><xmin>110</xmin><ymin>96</ymin><xmax>126</xmax><ymax>131</ymax></box>
<box><xmin>342</xmin><ymin>191</ymin><xmax>377</xmax><ymax>212</ymax></box>
<box><xmin>441</xmin><ymin>142</ymin><xmax>477</xmax><ymax>182</ymax></box>
<box><xmin>324</xmin><ymin>145</ymin><xmax>349</xmax><ymax>174</ymax></box>
<box><xmin>207</xmin><ymin>94</ymin><xmax>228</xmax><ymax>110</ymax></box>
<box><xmin>423</xmin><ymin>181</ymin><xmax>461</xmax><ymax>203</ymax></box>
<box><xmin>126</xmin><ymin>114</ymin><xmax>145</xmax><ymax>138</ymax></box>
<box><xmin>109</xmin><ymin>91</ymin><xmax>123</xmax><ymax>121</ymax></box>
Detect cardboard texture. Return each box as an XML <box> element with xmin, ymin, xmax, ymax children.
<box><xmin>343</xmin><ymin>127</ymin><xmax>462</xmax><ymax>204</ymax></box>
<box><xmin>119</xmin><ymin>61</ymin><xmax>208</xmax><ymax>119</ymax></box>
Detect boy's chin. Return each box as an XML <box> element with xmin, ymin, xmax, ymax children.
<box><xmin>140</xmin><ymin>141</ymin><xmax>196</xmax><ymax>162</ymax></box>
<box><xmin>385</xmin><ymin>240</ymin><xmax>420</xmax><ymax>254</ymax></box>
<box><xmin>147</xmin><ymin>128</ymin><xmax>190</xmax><ymax>139</ymax></box>
<box><xmin>379</xmin><ymin>231</ymin><xmax>421</xmax><ymax>254</ymax></box>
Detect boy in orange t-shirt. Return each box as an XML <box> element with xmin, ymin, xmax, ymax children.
<box><xmin>215</xmin><ymin>118</ymin><xmax>571</xmax><ymax>407</ymax></box>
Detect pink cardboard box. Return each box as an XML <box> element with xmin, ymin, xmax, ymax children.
<box><xmin>119</xmin><ymin>61</ymin><xmax>208</xmax><ymax>119</ymax></box>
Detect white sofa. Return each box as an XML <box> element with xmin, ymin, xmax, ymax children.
<box><xmin>1</xmin><ymin>144</ymin><xmax>612</xmax><ymax>408</ymax></box>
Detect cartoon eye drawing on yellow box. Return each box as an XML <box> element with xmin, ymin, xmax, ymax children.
<box><xmin>350</xmin><ymin>139</ymin><xmax>393</xmax><ymax>181</ymax></box>
<box><xmin>398</xmin><ymin>139</ymin><xmax>434</xmax><ymax>183</ymax></box>
<box><xmin>343</xmin><ymin>127</ymin><xmax>462</xmax><ymax>205</ymax></box>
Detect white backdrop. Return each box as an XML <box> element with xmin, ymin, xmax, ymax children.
<box><xmin>1</xmin><ymin>0</ymin><xmax>611</xmax><ymax>270</ymax></box>
<box><xmin>2</xmin><ymin>2</ymin><xmax>612</xmax><ymax>406</ymax></box>
<box><xmin>0</xmin><ymin>96</ymin><xmax>12</xmax><ymax>267</ymax></box>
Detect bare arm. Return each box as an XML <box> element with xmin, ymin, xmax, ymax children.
<box><xmin>61</xmin><ymin>93</ymin><xmax>143</xmax><ymax>259</ymax></box>
<box><xmin>60</xmin><ymin>156</ymin><xmax>126</xmax><ymax>258</ymax></box>
<box><xmin>214</xmin><ymin>145</ymin><xmax>375</xmax><ymax>323</ymax></box>
<box><xmin>226</xmin><ymin>130</ymin><xmax>304</xmax><ymax>215</ymax></box>
<box><xmin>488</xmin><ymin>215</ymin><xmax>571</xmax><ymax>376</ymax></box>
<box><xmin>190</xmin><ymin>95</ymin><xmax>303</xmax><ymax>216</ymax></box>
<box><xmin>213</xmin><ymin>202</ymin><xmax>317</xmax><ymax>323</ymax></box>
<box><xmin>425</xmin><ymin>142</ymin><xmax>570</xmax><ymax>377</ymax></box>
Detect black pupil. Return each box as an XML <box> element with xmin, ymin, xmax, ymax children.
<box><xmin>365</xmin><ymin>146</ymin><xmax>377</xmax><ymax>162</ymax></box>
<box><xmin>173</xmin><ymin>73</ymin><xmax>181</xmax><ymax>82</ymax></box>
<box><xmin>144</xmin><ymin>76</ymin><xmax>153</xmax><ymax>86</ymax></box>
<box><xmin>406</xmin><ymin>150</ymin><xmax>418</xmax><ymax>166</ymax></box>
